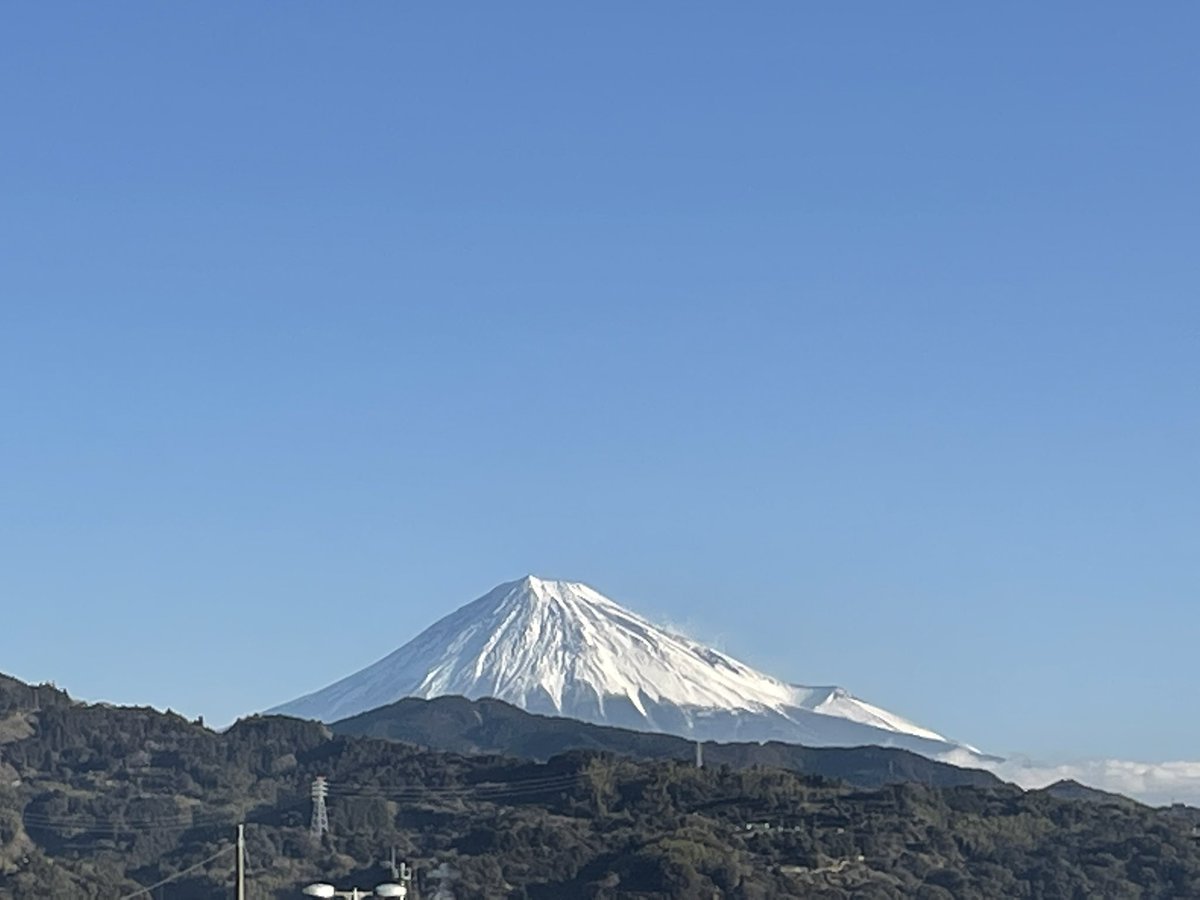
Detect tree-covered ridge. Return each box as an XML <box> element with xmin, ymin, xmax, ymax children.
<box><xmin>1</xmin><ymin>674</ymin><xmax>1199</xmax><ymax>898</ymax></box>
<box><xmin>333</xmin><ymin>694</ymin><xmax>1002</xmax><ymax>790</ymax></box>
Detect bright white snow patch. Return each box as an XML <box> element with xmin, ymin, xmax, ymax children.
<box><xmin>806</xmin><ymin>687</ymin><xmax>957</xmax><ymax>746</ymax></box>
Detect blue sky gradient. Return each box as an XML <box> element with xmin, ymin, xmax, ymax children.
<box><xmin>1</xmin><ymin>3</ymin><xmax>1197</xmax><ymax>762</ymax></box>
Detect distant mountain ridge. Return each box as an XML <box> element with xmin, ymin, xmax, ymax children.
<box><xmin>272</xmin><ymin>575</ymin><xmax>985</xmax><ymax>760</ymax></box>
<box><xmin>1035</xmin><ymin>779</ymin><xmax>1142</xmax><ymax>807</ymax></box>
<box><xmin>332</xmin><ymin>694</ymin><xmax>1003</xmax><ymax>790</ymax></box>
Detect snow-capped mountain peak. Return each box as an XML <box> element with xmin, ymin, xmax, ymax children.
<box><xmin>270</xmin><ymin>576</ymin><xmax>979</xmax><ymax>759</ymax></box>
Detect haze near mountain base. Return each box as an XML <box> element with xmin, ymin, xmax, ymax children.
<box><xmin>271</xmin><ymin>576</ymin><xmax>982</xmax><ymax>760</ymax></box>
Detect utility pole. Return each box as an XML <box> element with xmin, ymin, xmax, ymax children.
<box><xmin>236</xmin><ymin>823</ymin><xmax>245</xmax><ymax>900</ymax></box>
<box><xmin>695</xmin><ymin>740</ymin><xmax>703</xmax><ymax>769</ymax></box>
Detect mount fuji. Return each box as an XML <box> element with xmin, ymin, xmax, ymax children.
<box><xmin>271</xmin><ymin>576</ymin><xmax>983</xmax><ymax>760</ymax></box>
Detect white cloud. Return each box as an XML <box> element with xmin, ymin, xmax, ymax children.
<box><xmin>938</xmin><ymin>749</ymin><xmax>1200</xmax><ymax>807</ymax></box>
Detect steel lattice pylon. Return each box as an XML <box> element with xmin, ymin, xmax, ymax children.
<box><xmin>310</xmin><ymin>776</ymin><xmax>330</xmax><ymax>839</ymax></box>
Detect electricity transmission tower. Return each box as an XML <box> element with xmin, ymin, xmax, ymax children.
<box><xmin>311</xmin><ymin>776</ymin><xmax>330</xmax><ymax>839</ymax></box>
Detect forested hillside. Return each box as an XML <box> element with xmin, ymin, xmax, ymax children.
<box><xmin>2</xmin><ymin>674</ymin><xmax>1199</xmax><ymax>899</ymax></box>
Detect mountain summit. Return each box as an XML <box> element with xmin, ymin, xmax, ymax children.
<box><xmin>271</xmin><ymin>576</ymin><xmax>980</xmax><ymax>759</ymax></box>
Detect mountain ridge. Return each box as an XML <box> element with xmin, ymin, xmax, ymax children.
<box><xmin>332</xmin><ymin>693</ymin><xmax>1002</xmax><ymax>790</ymax></box>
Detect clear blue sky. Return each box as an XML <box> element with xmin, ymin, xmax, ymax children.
<box><xmin>1</xmin><ymin>3</ymin><xmax>1196</xmax><ymax>762</ymax></box>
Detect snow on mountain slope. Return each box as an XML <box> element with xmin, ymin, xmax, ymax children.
<box><xmin>270</xmin><ymin>576</ymin><xmax>982</xmax><ymax>759</ymax></box>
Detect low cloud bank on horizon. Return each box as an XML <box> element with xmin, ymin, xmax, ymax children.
<box><xmin>938</xmin><ymin>749</ymin><xmax>1200</xmax><ymax>807</ymax></box>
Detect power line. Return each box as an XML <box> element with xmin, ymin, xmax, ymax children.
<box><xmin>20</xmin><ymin>809</ymin><xmax>238</xmax><ymax>833</ymax></box>
<box><xmin>14</xmin><ymin>770</ymin><xmax>594</xmax><ymax>842</ymax></box>
<box><xmin>116</xmin><ymin>845</ymin><xmax>234</xmax><ymax>900</ymax></box>
<box><xmin>324</xmin><ymin>771</ymin><xmax>591</xmax><ymax>801</ymax></box>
